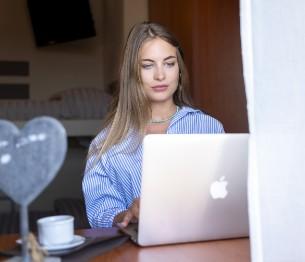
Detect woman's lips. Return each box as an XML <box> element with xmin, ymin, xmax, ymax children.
<box><xmin>151</xmin><ymin>85</ymin><xmax>168</xmax><ymax>92</ymax></box>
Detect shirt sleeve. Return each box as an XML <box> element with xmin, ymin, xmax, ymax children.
<box><xmin>82</xmin><ymin>141</ymin><xmax>127</xmax><ymax>228</ymax></box>
<box><xmin>215</xmin><ymin>119</ymin><xmax>225</xmax><ymax>133</ymax></box>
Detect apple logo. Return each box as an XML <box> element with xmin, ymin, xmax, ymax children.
<box><xmin>210</xmin><ymin>176</ymin><xmax>228</xmax><ymax>199</ymax></box>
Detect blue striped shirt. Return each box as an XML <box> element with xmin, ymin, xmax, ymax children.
<box><xmin>82</xmin><ymin>106</ymin><xmax>224</xmax><ymax>228</ymax></box>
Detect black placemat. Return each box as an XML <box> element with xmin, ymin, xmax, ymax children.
<box><xmin>0</xmin><ymin>234</ymin><xmax>129</xmax><ymax>260</ymax></box>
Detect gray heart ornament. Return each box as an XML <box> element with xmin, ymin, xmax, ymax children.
<box><xmin>0</xmin><ymin>117</ymin><xmax>67</xmax><ymax>205</ymax></box>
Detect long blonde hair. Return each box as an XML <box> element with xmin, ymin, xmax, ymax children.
<box><xmin>93</xmin><ymin>22</ymin><xmax>192</xmax><ymax>157</ymax></box>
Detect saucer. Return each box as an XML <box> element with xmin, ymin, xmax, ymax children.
<box><xmin>17</xmin><ymin>235</ymin><xmax>86</xmax><ymax>251</ymax></box>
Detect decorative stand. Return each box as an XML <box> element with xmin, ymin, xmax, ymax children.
<box><xmin>0</xmin><ymin>117</ymin><xmax>67</xmax><ymax>261</ymax></box>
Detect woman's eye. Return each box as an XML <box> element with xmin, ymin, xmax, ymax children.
<box><xmin>165</xmin><ymin>62</ymin><xmax>175</xmax><ymax>67</ymax></box>
<box><xmin>142</xmin><ymin>64</ymin><xmax>153</xmax><ymax>69</ymax></box>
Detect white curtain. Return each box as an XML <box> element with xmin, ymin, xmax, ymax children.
<box><xmin>240</xmin><ymin>0</ymin><xmax>305</xmax><ymax>261</ymax></box>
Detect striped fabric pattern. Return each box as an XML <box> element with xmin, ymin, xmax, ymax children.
<box><xmin>82</xmin><ymin>106</ymin><xmax>224</xmax><ymax>228</ymax></box>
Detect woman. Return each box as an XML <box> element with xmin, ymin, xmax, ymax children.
<box><xmin>82</xmin><ymin>22</ymin><xmax>224</xmax><ymax>228</ymax></box>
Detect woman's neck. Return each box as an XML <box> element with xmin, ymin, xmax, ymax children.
<box><xmin>150</xmin><ymin>103</ymin><xmax>177</xmax><ymax>123</ymax></box>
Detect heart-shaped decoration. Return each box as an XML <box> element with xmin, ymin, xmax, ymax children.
<box><xmin>0</xmin><ymin>117</ymin><xmax>67</xmax><ymax>205</ymax></box>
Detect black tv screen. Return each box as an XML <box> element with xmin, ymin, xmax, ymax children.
<box><xmin>27</xmin><ymin>0</ymin><xmax>96</xmax><ymax>47</ymax></box>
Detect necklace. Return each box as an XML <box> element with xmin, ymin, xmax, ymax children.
<box><xmin>149</xmin><ymin>106</ymin><xmax>179</xmax><ymax>124</ymax></box>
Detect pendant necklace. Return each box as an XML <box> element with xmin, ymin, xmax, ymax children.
<box><xmin>149</xmin><ymin>106</ymin><xmax>179</xmax><ymax>124</ymax></box>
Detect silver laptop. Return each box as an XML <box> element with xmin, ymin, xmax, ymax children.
<box><xmin>122</xmin><ymin>133</ymin><xmax>249</xmax><ymax>246</ymax></box>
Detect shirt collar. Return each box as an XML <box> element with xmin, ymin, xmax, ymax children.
<box><xmin>171</xmin><ymin>106</ymin><xmax>199</xmax><ymax>123</ymax></box>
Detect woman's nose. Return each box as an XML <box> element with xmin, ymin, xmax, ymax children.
<box><xmin>154</xmin><ymin>66</ymin><xmax>165</xmax><ymax>81</ymax></box>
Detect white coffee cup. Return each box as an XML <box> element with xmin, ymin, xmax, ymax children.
<box><xmin>37</xmin><ymin>215</ymin><xmax>74</xmax><ymax>246</ymax></box>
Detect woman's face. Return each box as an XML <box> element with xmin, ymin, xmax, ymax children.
<box><xmin>139</xmin><ymin>37</ymin><xmax>179</xmax><ymax>105</ymax></box>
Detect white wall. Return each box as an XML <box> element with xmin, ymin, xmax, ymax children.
<box><xmin>123</xmin><ymin>0</ymin><xmax>148</xmax><ymax>41</ymax></box>
<box><xmin>0</xmin><ymin>0</ymin><xmax>149</xmax><ymax>100</ymax></box>
<box><xmin>0</xmin><ymin>0</ymin><xmax>104</xmax><ymax>100</ymax></box>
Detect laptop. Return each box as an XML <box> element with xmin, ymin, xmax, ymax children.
<box><xmin>121</xmin><ymin>133</ymin><xmax>249</xmax><ymax>246</ymax></box>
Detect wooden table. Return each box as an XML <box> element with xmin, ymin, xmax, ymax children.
<box><xmin>0</xmin><ymin>228</ymin><xmax>251</xmax><ymax>262</ymax></box>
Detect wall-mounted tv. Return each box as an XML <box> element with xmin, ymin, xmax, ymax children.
<box><xmin>27</xmin><ymin>0</ymin><xmax>96</xmax><ymax>47</ymax></box>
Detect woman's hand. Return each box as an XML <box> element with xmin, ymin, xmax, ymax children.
<box><xmin>114</xmin><ymin>198</ymin><xmax>140</xmax><ymax>228</ymax></box>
